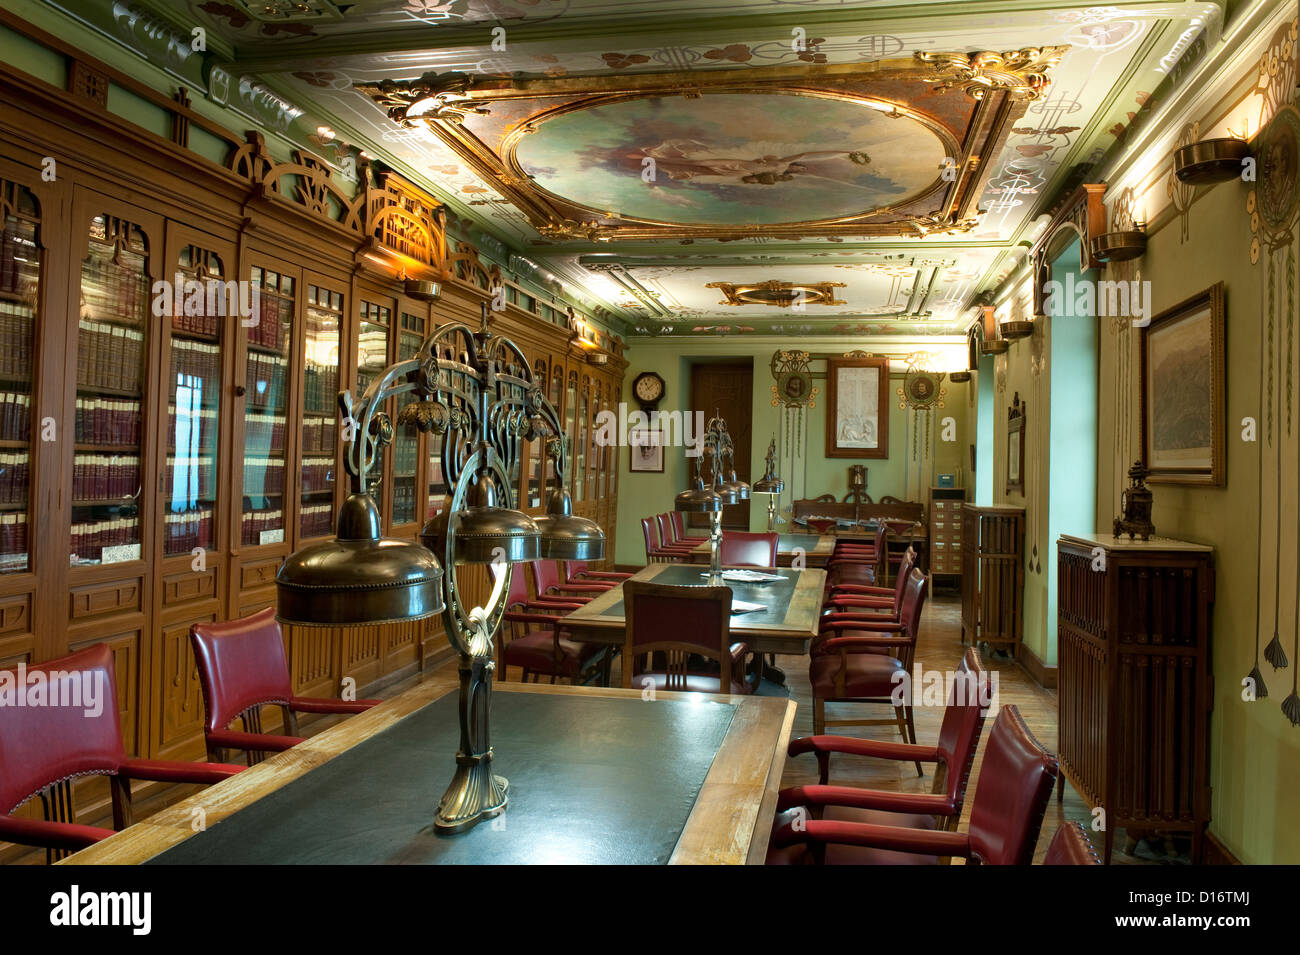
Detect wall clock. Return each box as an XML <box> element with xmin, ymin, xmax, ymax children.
<box><xmin>632</xmin><ymin>371</ymin><xmax>666</xmax><ymax>411</ymax></box>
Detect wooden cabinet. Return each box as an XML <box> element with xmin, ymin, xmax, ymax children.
<box><xmin>928</xmin><ymin>486</ymin><xmax>965</xmax><ymax>577</ymax></box>
<box><xmin>1056</xmin><ymin>533</ymin><xmax>1214</xmax><ymax>863</ymax></box>
<box><xmin>959</xmin><ymin>504</ymin><xmax>1025</xmax><ymax>652</ymax></box>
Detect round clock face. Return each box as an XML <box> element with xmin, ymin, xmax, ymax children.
<box><xmin>635</xmin><ymin>373</ymin><xmax>664</xmax><ymax>404</ymax></box>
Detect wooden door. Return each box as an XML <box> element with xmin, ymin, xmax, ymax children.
<box><xmin>690</xmin><ymin>361</ymin><xmax>753</xmax><ymax>529</ymax></box>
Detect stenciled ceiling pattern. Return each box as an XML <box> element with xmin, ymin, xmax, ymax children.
<box><xmin>98</xmin><ymin>0</ymin><xmax>1227</xmax><ymax>337</ymax></box>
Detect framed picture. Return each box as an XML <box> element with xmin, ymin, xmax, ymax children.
<box><xmin>1139</xmin><ymin>283</ymin><xmax>1226</xmax><ymax>485</ymax></box>
<box><xmin>629</xmin><ymin>428</ymin><xmax>664</xmax><ymax>473</ymax></box>
<box><xmin>826</xmin><ymin>356</ymin><xmax>889</xmax><ymax>458</ymax></box>
<box><xmin>1007</xmin><ymin>394</ymin><xmax>1025</xmax><ymax>495</ymax></box>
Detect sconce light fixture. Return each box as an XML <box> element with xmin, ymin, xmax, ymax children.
<box><xmin>1173</xmin><ymin>136</ymin><xmax>1252</xmax><ymax>185</ymax></box>
<box><xmin>1091</xmin><ymin>224</ymin><xmax>1147</xmax><ymax>263</ymax></box>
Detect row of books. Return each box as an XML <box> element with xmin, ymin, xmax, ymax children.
<box><xmin>301</xmin><ymin>457</ymin><xmax>334</xmax><ymax>493</ymax></box>
<box><xmin>244</xmin><ymin>414</ymin><xmax>287</xmax><ymax>449</ymax></box>
<box><xmin>170</xmin><ymin>337</ymin><xmax>221</xmax><ymax>384</ymax></box>
<box><xmin>300</xmin><ymin>503</ymin><xmax>333</xmax><ymax>538</ymax></box>
<box><xmin>246</xmin><ymin>352</ymin><xmax>288</xmax><ymax>408</ymax></box>
<box><xmin>0</xmin><ymin>226</ymin><xmax>38</xmax><ymax>296</ymax></box>
<box><xmin>82</xmin><ymin>258</ymin><xmax>147</xmax><ymax>324</ymax></box>
<box><xmin>249</xmin><ymin>295</ymin><xmax>290</xmax><ymax>350</ymax></box>
<box><xmin>0</xmin><ymin>392</ymin><xmax>32</xmax><ymax>443</ymax></box>
<box><xmin>164</xmin><ymin>458</ymin><xmax>217</xmax><ymax>500</ymax></box>
<box><xmin>71</xmin><ymin>517</ymin><xmax>139</xmax><ymax>563</ymax></box>
<box><xmin>75</xmin><ymin>398</ymin><xmax>141</xmax><ymax>446</ymax></box>
<box><xmin>240</xmin><ymin>509</ymin><xmax>283</xmax><ymax>546</ymax></box>
<box><xmin>0</xmin><ymin>512</ymin><xmax>28</xmax><ymax>564</ymax></box>
<box><xmin>163</xmin><ymin>509</ymin><xmax>214</xmax><ymax>555</ymax></box>
<box><xmin>393</xmin><ymin>438</ymin><xmax>420</xmax><ymax>475</ymax></box>
<box><xmin>391</xmin><ymin>481</ymin><xmax>417</xmax><ymax>524</ymax></box>
<box><xmin>301</xmin><ymin>415</ymin><xmax>338</xmax><ymax>453</ymax></box>
<box><xmin>169</xmin><ymin>302</ymin><xmax>221</xmax><ymax>338</ymax></box>
<box><xmin>303</xmin><ymin>363</ymin><xmax>340</xmax><ymax>412</ymax></box>
<box><xmin>242</xmin><ymin>457</ymin><xmax>286</xmax><ymax>495</ymax></box>
<box><xmin>0</xmin><ymin>452</ymin><xmax>29</xmax><ymax>504</ymax></box>
<box><xmin>73</xmin><ymin>454</ymin><xmax>139</xmax><ymax>503</ymax></box>
<box><xmin>166</xmin><ymin>407</ymin><xmax>218</xmax><ymax>450</ymax></box>
<box><xmin>77</xmin><ymin>319</ymin><xmax>145</xmax><ymax>393</ymax></box>
<box><xmin>0</xmin><ymin>303</ymin><xmax>34</xmax><ymax>380</ymax></box>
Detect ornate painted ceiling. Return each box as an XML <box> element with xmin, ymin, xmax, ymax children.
<box><xmin>75</xmin><ymin>0</ymin><xmax>1228</xmax><ymax>338</ymax></box>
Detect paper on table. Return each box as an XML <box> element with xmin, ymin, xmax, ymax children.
<box><xmin>730</xmin><ymin>600</ymin><xmax>768</xmax><ymax>614</ymax></box>
<box><xmin>699</xmin><ymin>569</ymin><xmax>783</xmax><ymax>583</ymax></box>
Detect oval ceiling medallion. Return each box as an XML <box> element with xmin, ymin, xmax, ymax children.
<box><xmin>511</xmin><ymin>91</ymin><xmax>949</xmax><ymax>227</ymax></box>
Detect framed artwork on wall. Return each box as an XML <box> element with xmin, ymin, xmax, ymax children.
<box><xmin>1139</xmin><ymin>282</ymin><xmax>1226</xmax><ymax>486</ymax></box>
<box><xmin>1007</xmin><ymin>393</ymin><xmax>1026</xmax><ymax>495</ymax></box>
<box><xmin>826</xmin><ymin>356</ymin><xmax>889</xmax><ymax>458</ymax></box>
<box><xmin>629</xmin><ymin>429</ymin><xmax>664</xmax><ymax>473</ymax></box>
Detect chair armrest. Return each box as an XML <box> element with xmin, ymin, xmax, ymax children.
<box><xmin>819</xmin><ymin>634</ymin><xmax>911</xmax><ymax>651</ymax></box>
<box><xmin>0</xmin><ymin>814</ymin><xmax>111</xmax><ymax>851</ymax></box>
<box><xmin>830</xmin><ymin>584</ymin><xmax>893</xmax><ymax>596</ymax></box>
<box><xmin>790</xmin><ymin>734</ymin><xmax>939</xmax><ymax>764</ymax></box>
<box><xmin>577</xmin><ymin>571</ymin><xmax>633</xmax><ymax>580</ymax></box>
<box><xmin>778</xmin><ymin>785</ymin><xmax>956</xmax><ymax>817</ymax></box>
<box><xmin>117</xmin><ymin>758</ymin><xmax>244</xmax><ymax>785</ymax></box>
<box><xmin>548</xmin><ymin>582</ymin><xmax>615</xmax><ymax>594</ymax></box>
<box><xmin>826</xmin><ymin>596</ymin><xmax>894</xmax><ymax>609</ymax></box>
<box><xmin>529</xmin><ymin>596</ymin><xmax>589</xmax><ymax>609</ymax></box>
<box><xmin>728</xmin><ymin>642</ymin><xmax>750</xmax><ymax>667</ymax></box>
<box><xmin>505</xmin><ymin>610</ymin><xmax>578</xmax><ymax>626</ymax></box>
<box><xmin>771</xmin><ymin>818</ymin><xmax>971</xmax><ymax>858</ymax></box>
<box><xmin>820</xmin><ymin>614</ymin><xmax>905</xmax><ymax>630</ymax></box>
<box><xmin>206</xmin><ymin>728</ymin><xmax>304</xmax><ymax>753</ymax></box>
<box><xmin>290</xmin><ymin>697</ymin><xmax>380</xmax><ymax>715</ymax></box>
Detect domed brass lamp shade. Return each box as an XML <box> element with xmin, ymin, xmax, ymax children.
<box><xmin>752</xmin><ymin>475</ymin><xmax>784</xmax><ymax>495</ymax></box>
<box><xmin>721</xmin><ymin>470</ymin><xmax>751</xmax><ymax>501</ymax></box>
<box><xmin>535</xmin><ymin>488</ymin><xmax>606</xmax><ymax>560</ymax></box>
<box><xmin>277</xmin><ymin>492</ymin><xmax>445</xmax><ymax>626</ymax></box>
<box><xmin>421</xmin><ymin>470</ymin><xmax>540</xmax><ymax>564</ymax></box>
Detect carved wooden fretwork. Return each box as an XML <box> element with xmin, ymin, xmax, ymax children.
<box><xmin>1030</xmin><ymin>182</ymin><xmax>1106</xmax><ymax>316</ymax></box>
<box><xmin>68</xmin><ymin>60</ymin><xmax>109</xmax><ymax>107</ymax></box>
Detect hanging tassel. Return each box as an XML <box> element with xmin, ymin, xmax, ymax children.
<box><xmin>1250</xmin><ymin>664</ymin><xmax>1269</xmax><ymax>700</ymax></box>
<box><xmin>1267</xmin><ymin>251</ymin><xmax>1289</xmax><ymax>669</ymax></box>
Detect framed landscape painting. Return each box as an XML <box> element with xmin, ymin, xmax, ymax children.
<box><xmin>1139</xmin><ymin>283</ymin><xmax>1226</xmax><ymax>486</ymax></box>
<box><xmin>826</xmin><ymin>356</ymin><xmax>889</xmax><ymax>458</ymax></box>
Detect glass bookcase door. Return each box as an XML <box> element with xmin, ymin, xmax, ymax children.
<box><xmin>72</xmin><ymin>214</ymin><xmax>149</xmax><ymax>565</ymax></box>
<box><xmin>526</xmin><ymin>358</ymin><xmax>547</xmax><ymax>509</ymax></box>
<box><xmin>242</xmin><ymin>265</ymin><xmax>292</xmax><ymax>547</ymax></box>
<box><xmin>0</xmin><ymin>181</ymin><xmax>39</xmax><ymax>574</ymax></box>
<box><xmin>391</xmin><ymin>311</ymin><xmax>424</xmax><ymax>527</ymax></box>
<box><xmin>300</xmin><ymin>284</ymin><xmax>342</xmax><ymax>541</ymax></box>
<box><xmin>163</xmin><ymin>244</ymin><xmax>224</xmax><ymax>557</ymax></box>
<box><xmin>564</xmin><ymin>371</ymin><xmax>577</xmax><ymax>496</ymax></box>
<box><xmin>575</xmin><ymin>381</ymin><xmax>588</xmax><ymax>501</ymax></box>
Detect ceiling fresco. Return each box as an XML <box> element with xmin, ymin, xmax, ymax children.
<box><xmin>81</xmin><ymin>0</ymin><xmax>1229</xmax><ymax>337</ymax></box>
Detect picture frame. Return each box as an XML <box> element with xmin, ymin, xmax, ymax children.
<box><xmin>826</xmin><ymin>356</ymin><xmax>889</xmax><ymax>458</ymax></box>
<box><xmin>1007</xmin><ymin>394</ymin><xmax>1026</xmax><ymax>495</ymax></box>
<box><xmin>629</xmin><ymin>428</ymin><xmax>664</xmax><ymax>473</ymax></box>
<box><xmin>1139</xmin><ymin>282</ymin><xmax>1226</xmax><ymax>486</ymax></box>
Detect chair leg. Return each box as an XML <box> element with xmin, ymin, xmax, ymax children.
<box><xmin>813</xmin><ymin>697</ymin><xmax>825</xmax><ymax>735</ymax></box>
<box><xmin>893</xmin><ymin>705</ymin><xmax>909</xmax><ymax>745</ymax></box>
<box><xmin>906</xmin><ymin>705</ymin><xmax>922</xmax><ymax>776</ymax></box>
<box><xmin>109</xmin><ymin>775</ymin><xmax>133</xmax><ymax>830</ymax></box>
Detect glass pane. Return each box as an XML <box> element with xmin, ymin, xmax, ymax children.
<box><xmin>242</xmin><ymin>266</ymin><xmax>292</xmax><ymax>546</ymax></box>
<box><xmin>392</xmin><ymin>312</ymin><xmax>423</xmax><ymax>525</ymax></box>
<box><xmin>163</xmin><ymin>245</ymin><xmax>223</xmax><ymax>556</ymax></box>
<box><xmin>301</xmin><ymin>285</ymin><xmax>341</xmax><ymax>539</ymax></box>
<box><xmin>72</xmin><ymin>215</ymin><xmax>148</xmax><ymax>565</ymax></box>
<box><xmin>0</xmin><ymin>184</ymin><xmax>39</xmax><ymax>573</ymax></box>
<box><xmin>526</xmin><ymin>361</ymin><xmax>546</xmax><ymax>508</ymax></box>
<box><xmin>357</xmin><ymin>300</ymin><xmax>391</xmax><ymax>393</ymax></box>
<box><xmin>564</xmin><ymin>373</ymin><xmax>577</xmax><ymax>495</ymax></box>
<box><xmin>575</xmin><ymin>387</ymin><xmax>587</xmax><ymax>500</ymax></box>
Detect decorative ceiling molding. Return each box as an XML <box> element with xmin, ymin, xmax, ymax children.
<box><xmin>706</xmin><ymin>280</ymin><xmax>847</xmax><ymax>307</ymax></box>
<box><xmin>915</xmin><ymin>47</ymin><xmax>1071</xmax><ymax>102</ymax></box>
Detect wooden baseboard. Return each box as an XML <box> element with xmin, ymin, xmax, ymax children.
<box><xmin>1016</xmin><ymin>642</ymin><xmax>1058</xmax><ymax>689</ymax></box>
<box><xmin>1202</xmin><ymin>830</ymin><xmax>1241</xmax><ymax>865</ymax></box>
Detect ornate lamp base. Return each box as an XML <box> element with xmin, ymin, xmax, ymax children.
<box><xmin>434</xmin><ymin>654</ymin><xmax>509</xmax><ymax>833</ymax></box>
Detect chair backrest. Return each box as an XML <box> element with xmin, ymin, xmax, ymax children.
<box><xmin>0</xmin><ymin>643</ymin><xmax>126</xmax><ymax>815</ymax></box>
<box><xmin>932</xmin><ymin>648</ymin><xmax>990</xmax><ymax>812</ymax></box>
<box><xmin>967</xmin><ymin>705</ymin><xmax>1058</xmax><ymax>864</ymax></box>
<box><xmin>890</xmin><ymin>547</ymin><xmax>917</xmax><ymax>606</ymax></box>
<box><xmin>506</xmin><ymin>562</ymin><xmax>531</xmax><ymax>607</ymax></box>
<box><xmin>621</xmin><ymin>581</ymin><xmax>733</xmax><ymax>691</ymax></box>
<box><xmin>564</xmin><ymin>560</ymin><xmax>589</xmax><ymax>582</ymax></box>
<box><xmin>530</xmin><ymin>559</ymin><xmax>564</xmax><ymax>595</ymax></box>
<box><xmin>1042</xmin><ymin>821</ymin><xmax>1102</xmax><ymax>865</ymax></box>
<box><xmin>640</xmin><ymin>516</ymin><xmax>661</xmax><ymax>557</ymax></box>
<box><xmin>896</xmin><ymin>568</ymin><xmax>929</xmax><ymax>641</ymax></box>
<box><xmin>191</xmin><ymin>608</ymin><xmax>294</xmax><ymax>735</ymax></box>
<box><xmin>655</xmin><ymin>512</ymin><xmax>678</xmax><ymax>547</ymax></box>
<box><xmin>719</xmin><ymin>531</ymin><xmax>779</xmax><ymax>568</ymax></box>
<box><xmin>669</xmin><ymin>510</ymin><xmax>690</xmax><ymax>540</ymax></box>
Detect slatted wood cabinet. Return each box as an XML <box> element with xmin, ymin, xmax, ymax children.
<box><xmin>959</xmin><ymin>504</ymin><xmax>1025</xmax><ymax>652</ymax></box>
<box><xmin>1056</xmin><ymin>533</ymin><xmax>1214</xmax><ymax>864</ymax></box>
<box><xmin>928</xmin><ymin>486</ymin><xmax>965</xmax><ymax>578</ymax></box>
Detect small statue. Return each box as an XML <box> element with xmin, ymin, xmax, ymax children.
<box><xmin>1113</xmin><ymin>460</ymin><xmax>1155</xmax><ymax>540</ymax></box>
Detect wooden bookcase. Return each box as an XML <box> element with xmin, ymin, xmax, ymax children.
<box><xmin>928</xmin><ymin>486</ymin><xmax>965</xmax><ymax>578</ymax></box>
<box><xmin>1056</xmin><ymin>533</ymin><xmax>1214</xmax><ymax>864</ymax></box>
<box><xmin>0</xmin><ymin>38</ymin><xmax>626</xmax><ymax>845</ymax></box>
<box><xmin>959</xmin><ymin>503</ymin><xmax>1025</xmax><ymax>653</ymax></box>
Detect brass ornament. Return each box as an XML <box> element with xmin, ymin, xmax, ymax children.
<box><xmin>1113</xmin><ymin>460</ymin><xmax>1155</xmax><ymax>540</ymax></box>
<box><xmin>708</xmin><ymin>280</ymin><xmax>846</xmax><ymax>307</ymax></box>
<box><xmin>914</xmin><ymin>46</ymin><xmax>1071</xmax><ymax>101</ymax></box>
<box><xmin>769</xmin><ymin>349</ymin><xmax>818</xmax><ymax>409</ymax></box>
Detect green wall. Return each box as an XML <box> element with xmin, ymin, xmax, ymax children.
<box><xmin>614</xmin><ymin>338</ymin><xmax>969</xmax><ymax>565</ymax></box>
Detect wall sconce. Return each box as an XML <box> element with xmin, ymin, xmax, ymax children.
<box><xmin>999</xmin><ymin>318</ymin><xmax>1034</xmax><ymax>341</ymax></box>
<box><xmin>1174</xmin><ymin>136</ymin><xmax>1252</xmax><ymax>185</ymax></box>
<box><xmin>1091</xmin><ymin>224</ymin><xmax>1147</xmax><ymax>263</ymax></box>
<box><xmin>978</xmin><ymin>338</ymin><xmax>1010</xmax><ymax>355</ymax></box>
<box><xmin>403</xmin><ymin>279</ymin><xmax>441</xmax><ymax>301</ymax></box>
<box><xmin>948</xmin><ymin>370</ymin><xmax>972</xmax><ymax>383</ymax></box>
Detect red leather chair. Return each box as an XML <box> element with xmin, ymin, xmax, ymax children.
<box><xmin>1043</xmin><ymin>821</ymin><xmax>1102</xmax><ymax>864</ymax></box>
<box><xmin>655</xmin><ymin>513</ymin><xmax>698</xmax><ymax>557</ymax></box>
<box><xmin>621</xmin><ymin>580</ymin><xmax>751</xmax><ymax>695</ymax></box>
<box><xmin>502</xmin><ymin>564</ymin><xmax>607</xmax><ymax>685</ymax></box>
<box><xmin>531</xmin><ymin>559</ymin><xmax>613</xmax><ymax>599</ymax></box>
<box><xmin>825</xmin><ymin>526</ymin><xmax>887</xmax><ymax>586</ymax></box>
<box><xmin>565</xmin><ymin>560</ymin><xmax>632</xmax><ymax>585</ymax></box>
<box><xmin>641</xmin><ymin>516</ymin><xmax>689</xmax><ymax>563</ymax></box>
<box><xmin>825</xmin><ymin>547</ymin><xmax>916</xmax><ymax>616</ymax></box>
<box><xmin>809</xmin><ymin>569</ymin><xmax>927</xmax><ymax>744</ymax></box>
<box><xmin>669</xmin><ymin>510</ymin><xmax>708</xmax><ymax>545</ymax></box>
<box><xmin>770</xmin><ymin>649</ymin><xmax>989</xmax><ymax>864</ymax></box>
<box><xmin>769</xmin><ymin>705</ymin><xmax>1058</xmax><ymax>865</ymax></box>
<box><xmin>719</xmin><ymin>531</ymin><xmax>779</xmax><ymax>568</ymax></box>
<box><xmin>191</xmin><ymin>608</ymin><xmax>381</xmax><ymax>765</ymax></box>
<box><xmin>0</xmin><ymin>644</ymin><xmax>242</xmax><ymax>862</ymax></box>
